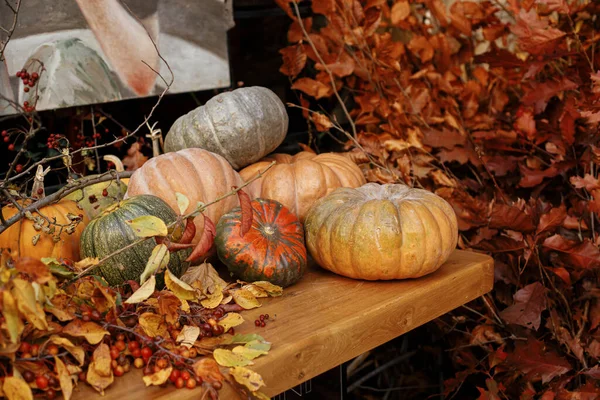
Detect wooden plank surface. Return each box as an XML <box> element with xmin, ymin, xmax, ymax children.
<box><xmin>73</xmin><ymin>249</ymin><xmax>493</xmax><ymax>399</ymax></box>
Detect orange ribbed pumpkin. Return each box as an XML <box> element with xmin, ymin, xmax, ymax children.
<box><xmin>239</xmin><ymin>151</ymin><xmax>366</xmax><ymax>222</ymax></box>
<box><xmin>0</xmin><ymin>200</ymin><xmax>89</xmax><ymax>261</ymax></box>
<box><xmin>304</xmin><ymin>183</ymin><xmax>458</xmax><ymax>280</ymax></box>
<box><xmin>125</xmin><ymin>148</ymin><xmax>253</xmax><ymax>245</ymax></box>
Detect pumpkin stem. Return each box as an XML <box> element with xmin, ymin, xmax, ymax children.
<box><xmin>145</xmin><ymin>120</ymin><xmax>163</xmax><ymax>157</ymax></box>
<box><xmin>103</xmin><ymin>155</ymin><xmax>125</xmax><ymax>172</ymax></box>
<box><xmin>31</xmin><ymin>165</ymin><xmax>50</xmax><ymax>200</ymax></box>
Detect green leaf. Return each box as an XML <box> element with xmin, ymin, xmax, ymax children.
<box><xmin>140</xmin><ymin>244</ymin><xmax>169</xmax><ymax>284</ymax></box>
<box><xmin>232</xmin><ymin>346</ymin><xmax>268</xmax><ymax>360</ymax></box>
<box><xmin>175</xmin><ymin>192</ymin><xmax>190</xmax><ymax>214</ymax></box>
<box><xmin>126</xmin><ymin>215</ymin><xmax>168</xmax><ymax>237</ymax></box>
<box><xmin>213</xmin><ymin>348</ymin><xmax>254</xmax><ymax>367</ymax></box>
<box><xmin>125</xmin><ymin>275</ymin><xmax>156</xmax><ymax>304</ymax></box>
<box><xmin>245</xmin><ymin>340</ymin><xmax>271</xmax><ymax>352</ymax></box>
<box><xmin>41</xmin><ymin>258</ymin><xmax>75</xmax><ymax>279</ymax></box>
<box><xmin>231</xmin><ymin>334</ymin><xmax>266</xmax><ymax>344</ymax></box>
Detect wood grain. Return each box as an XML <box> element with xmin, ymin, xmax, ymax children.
<box><xmin>72</xmin><ymin>249</ymin><xmax>493</xmax><ymax>399</ymax></box>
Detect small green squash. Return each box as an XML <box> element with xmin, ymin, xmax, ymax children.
<box><xmin>215</xmin><ymin>198</ymin><xmax>307</xmax><ymax>288</ymax></box>
<box><xmin>79</xmin><ymin>195</ymin><xmax>190</xmax><ymax>286</ymax></box>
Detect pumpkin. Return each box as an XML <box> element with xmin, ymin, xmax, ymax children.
<box><xmin>125</xmin><ymin>148</ymin><xmax>253</xmax><ymax>246</ymax></box>
<box><xmin>304</xmin><ymin>183</ymin><xmax>458</xmax><ymax>280</ymax></box>
<box><xmin>163</xmin><ymin>86</ymin><xmax>289</xmax><ymax>169</ymax></box>
<box><xmin>79</xmin><ymin>195</ymin><xmax>190</xmax><ymax>286</ymax></box>
<box><xmin>64</xmin><ymin>155</ymin><xmax>128</xmax><ymax>219</ymax></box>
<box><xmin>215</xmin><ymin>198</ymin><xmax>307</xmax><ymax>288</ymax></box>
<box><xmin>0</xmin><ymin>199</ymin><xmax>89</xmax><ymax>261</ymax></box>
<box><xmin>239</xmin><ymin>151</ymin><xmax>366</xmax><ymax>222</ymax></box>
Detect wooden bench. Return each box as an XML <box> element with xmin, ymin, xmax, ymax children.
<box><xmin>73</xmin><ymin>249</ymin><xmax>494</xmax><ymax>399</ymax></box>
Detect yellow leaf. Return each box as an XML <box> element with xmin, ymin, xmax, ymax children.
<box><xmin>125</xmin><ymin>275</ymin><xmax>156</xmax><ymax>304</ymax></box>
<box><xmin>229</xmin><ymin>366</ymin><xmax>265</xmax><ymax>392</ymax></box>
<box><xmin>232</xmin><ymin>289</ymin><xmax>261</xmax><ymax>310</ymax></box>
<box><xmin>3</xmin><ymin>376</ymin><xmax>33</xmax><ymax>400</ymax></box>
<box><xmin>181</xmin><ymin>262</ymin><xmax>227</xmax><ymax>293</ymax></box>
<box><xmin>200</xmin><ymin>285</ymin><xmax>223</xmax><ymax>309</ymax></box>
<box><xmin>165</xmin><ymin>268</ymin><xmax>197</xmax><ymax>301</ymax></box>
<box><xmin>195</xmin><ymin>334</ymin><xmax>234</xmax><ymax>351</ymax></box>
<box><xmin>231</xmin><ymin>334</ymin><xmax>266</xmax><ymax>344</ymax></box>
<box><xmin>213</xmin><ymin>348</ymin><xmax>254</xmax><ymax>367</ymax></box>
<box><xmin>253</xmin><ymin>391</ymin><xmax>271</xmax><ymax>400</ymax></box>
<box><xmin>192</xmin><ymin>358</ymin><xmax>224</xmax><ymax>385</ymax></box>
<box><xmin>231</xmin><ymin>346</ymin><xmax>267</xmax><ymax>360</ymax></box>
<box><xmin>126</xmin><ymin>215</ymin><xmax>168</xmax><ymax>238</ymax></box>
<box><xmin>176</xmin><ymin>325</ymin><xmax>200</xmax><ymax>348</ymax></box>
<box><xmin>2</xmin><ymin>291</ymin><xmax>23</xmax><ymax>344</ymax></box>
<box><xmin>218</xmin><ymin>313</ymin><xmax>244</xmax><ymax>332</ymax></box>
<box><xmin>62</xmin><ymin>320</ymin><xmax>109</xmax><ymax>345</ymax></box>
<box><xmin>86</xmin><ymin>344</ymin><xmax>113</xmax><ymax>395</ymax></box>
<box><xmin>175</xmin><ymin>192</ymin><xmax>190</xmax><ymax>214</ymax></box>
<box><xmin>54</xmin><ymin>356</ymin><xmax>73</xmax><ymax>400</ymax></box>
<box><xmin>140</xmin><ymin>245</ymin><xmax>169</xmax><ymax>284</ymax></box>
<box><xmin>46</xmin><ymin>335</ymin><xmax>85</xmax><ymax>365</ymax></box>
<box><xmin>11</xmin><ymin>279</ymin><xmax>48</xmax><ymax>331</ymax></box>
<box><xmin>138</xmin><ymin>313</ymin><xmax>169</xmax><ymax>338</ymax></box>
<box><xmin>180</xmin><ymin>299</ymin><xmax>190</xmax><ymax>312</ymax></box>
<box><xmin>142</xmin><ymin>366</ymin><xmax>172</xmax><ymax>386</ymax></box>
<box><xmin>241</xmin><ymin>284</ymin><xmax>268</xmax><ymax>298</ymax></box>
<box><xmin>221</xmin><ymin>295</ymin><xmax>232</xmax><ymax>305</ymax></box>
<box><xmin>251</xmin><ymin>281</ymin><xmax>283</xmax><ymax>297</ymax></box>
<box><xmin>72</xmin><ymin>257</ymin><xmax>99</xmax><ymax>273</ymax></box>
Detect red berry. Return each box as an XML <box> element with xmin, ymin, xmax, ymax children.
<box><xmin>141</xmin><ymin>347</ymin><xmax>152</xmax><ymax>358</ymax></box>
<box><xmin>116</xmin><ymin>334</ymin><xmax>125</xmax><ymax>341</ymax></box>
<box><xmin>1</xmin><ymin>130</ymin><xmax>7</xmax><ymax>136</ymax></box>
<box><xmin>8</xmin><ymin>144</ymin><xmax>14</xmax><ymax>151</ymax></box>
<box><xmin>46</xmin><ymin>344</ymin><xmax>59</xmax><ymax>356</ymax></box>
<box><xmin>32</xmin><ymin>72</ymin><xmax>39</xmax><ymax>79</ymax></box>
<box><xmin>115</xmin><ymin>340</ymin><xmax>126</xmax><ymax>351</ymax></box>
<box><xmin>16</xmin><ymin>71</ymin><xmax>21</xmax><ymax>78</ymax></box>
<box><xmin>19</xmin><ymin>342</ymin><xmax>31</xmax><ymax>354</ymax></box>
<box><xmin>37</xmin><ymin>188</ymin><xmax>44</xmax><ymax>195</ymax></box>
<box><xmin>110</xmin><ymin>348</ymin><xmax>120</xmax><ymax>360</ymax></box>
<box><xmin>36</xmin><ymin>375</ymin><xmax>49</xmax><ymax>390</ymax></box>
<box><xmin>15</xmin><ymin>164</ymin><xmax>22</xmax><ymax>173</ymax></box>
<box><xmin>169</xmin><ymin>369</ymin><xmax>181</xmax><ymax>383</ymax></box>
<box><xmin>46</xmin><ymin>389</ymin><xmax>56</xmax><ymax>400</ymax></box>
<box><xmin>23</xmin><ymin>101</ymin><xmax>29</xmax><ymax>107</ymax></box>
<box><xmin>23</xmin><ymin>371</ymin><xmax>35</xmax><ymax>383</ymax></box>
<box><xmin>4</xmin><ymin>137</ymin><xmax>9</xmax><ymax>143</ymax></box>
<box><xmin>259</xmin><ymin>315</ymin><xmax>265</xmax><ymax>321</ymax></box>
<box><xmin>48</xmin><ymin>376</ymin><xmax>58</xmax><ymax>388</ymax></box>
<box><xmin>102</xmin><ymin>189</ymin><xmax>109</xmax><ymax>197</ymax></box>
<box><xmin>128</xmin><ymin>341</ymin><xmax>140</xmax><ymax>352</ymax></box>
<box><xmin>31</xmin><ymin>344</ymin><xmax>39</xmax><ymax>356</ymax></box>
<box><xmin>114</xmin><ymin>365</ymin><xmax>125</xmax><ymax>377</ymax></box>
<box><xmin>175</xmin><ymin>377</ymin><xmax>185</xmax><ymax>389</ymax></box>
<box><xmin>264</xmin><ymin>314</ymin><xmax>269</xmax><ymax>320</ymax></box>
<box><xmin>131</xmin><ymin>348</ymin><xmax>142</xmax><ymax>358</ymax></box>
<box><xmin>255</xmin><ymin>320</ymin><xmax>260</xmax><ymax>326</ymax></box>
<box><xmin>23</xmin><ymin>87</ymin><xmax>29</xmax><ymax>92</ymax></box>
<box><xmin>134</xmin><ymin>358</ymin><xmax>145</xmax><ymax>369</ymax></box>
<box><xmin>28</xmin><ymin>80</ymin><xmax>35</xmax><ymax>87</ymax></box>
<box><xmin>260</xmin><ymin>321</ymin><xmax>266</xmax><ymax>327</ymax></box>
<box><xmin>181</xmin><ymin>371</ymin><xmax>191</xmax><ymax>381</ymax></box>
<box><xmin>227</xmin><ymin>328</ymin><xmax>234</xmax><ymax>334</ymax></box>
<box><xmin>156</xmin><ymin>358</ymin><xmax>168</xmax><ymax>369</ymax></box>
<box><xmin>78</xmin><ymin>372</ymin><xmax>86</xmax><ymax>381</ymax></box>
<box><xmin>186</xmin><ymin>378</ymin><xmax>197</xmax><ymax>389</ymax></box>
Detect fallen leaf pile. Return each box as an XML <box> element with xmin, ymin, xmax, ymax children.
<box><xmin>278</xmin><ymin>0</ymin><xmax>600</xmax><ymax>397</ymax></box>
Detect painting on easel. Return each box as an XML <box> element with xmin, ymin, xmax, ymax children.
<box><xmin>0</xmin><ymin>0</ymin><xmax>233</xmax><ymax>116</ymax></box>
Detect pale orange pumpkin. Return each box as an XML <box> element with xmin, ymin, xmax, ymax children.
<box><xmin>304</xmin><ymin>183</ymin><xmax>458</xmax><ymax>280</ymax></box>
<box><xmin>124</xmin><ymin>148</ymin><xmax>254</xmax><ymax>244</ymax></box>
<box><xmin>239</xmin><ymin>151</ymin><xmax>366</xmax><ymax>222</ymax></box>
<box><xmin>0</xmin><ymin>200</ymin><xmax>89</xmax><ymax>261</ymax></box>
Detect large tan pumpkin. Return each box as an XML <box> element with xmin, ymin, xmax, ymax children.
<box><xmin>304</xmin><ymin>183</ymin><xmax>458</xmax><ymax>280</ymax></box>
<box><xmin>125</xmin><ymin>149</ymin><xmax>253</xmax><ymax>245</ymax></box>
<box><xmin>164</xmin><ymin>86</ymin><xmax>289</xmax><ymax>169</ymax></box>
<box><xmin>239</xmin><ymin>151</ymin><xmax>366</xmax><ymax>222</ymax></box>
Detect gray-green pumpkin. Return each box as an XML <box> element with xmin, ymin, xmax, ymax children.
<box><xmin>163</xmin><ymin>86</ymin><xmax>289</xmax><ymax>169</ymax></box>
<box><xmin>79</xmin><ymin>194</ymin><xmax>191</xmax><ymax>286</ymax></box>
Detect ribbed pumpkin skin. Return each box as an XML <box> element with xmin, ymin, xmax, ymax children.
<box><xmin>0</xmin><ymin>200</ymin><xmax>89</xmax><ymax>261</ymax></box>
<box><xmin>125</xmin><ymin>149</ymin><xmax>253</xmax><ymax>246</ymax></box>
<box><xmin>79</xmin><ymin>195</ymin><xmax>190</xmax><ymax>286</ymax></box>
<box><xmin>215</xmin><ymin>198</ymin><xmax>307</xmax><ymax>288</ymax></box>
<box><xmin>304</xmin><ymin>183</ymin><xmax>458</xmax><ymax>280</ymax></box>
<box><xmin>163</xmin><ymin>86</ymin><xmax>289</xmax><ymax>169</ymax></box>
<box><xmin>239</xmin><ymin>152</ymin><xmax>366</xmax><ymax>222</ymax></box>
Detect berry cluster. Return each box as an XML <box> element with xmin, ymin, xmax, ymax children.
<box><xmin>15</xmin><ymin>68</ymin><xmax>39</xmax><ymax>94</ymax></box>
<box><xmin>18</xmin><ymin>342</ymin><xmax>61</xmax><ymax>399</ymax></box>
<box><xmin>46</xmin><ymin>133</ymin><xmax>66</xmax><ymax>149</ymax></box>
<box><xmin>254</xmin><ymin>313</ymin><xmax>269</xmax><ymax>327</ymax></box>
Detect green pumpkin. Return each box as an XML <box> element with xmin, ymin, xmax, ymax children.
<box><xmin>79</xmin><ymin>195</ymin><xmax>190</xmax><ymax>286</ymax></box>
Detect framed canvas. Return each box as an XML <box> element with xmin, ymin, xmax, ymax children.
<box><xmin>0</xmin><ymin>0</ymin><xmax>234</xmax><ymax>116</ymax></box>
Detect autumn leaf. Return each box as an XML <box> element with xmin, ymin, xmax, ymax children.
<box><xmin>291</xmin><ymin>78</ymin><xmax>331</xmax><ymax>99</ymax></box>
<box><xmin>251</xmin><ymin>281</ymin><xmax>283</xmax><ymax>297</ymax></box>
<box><xmin>125</xmin><ymin>275</ymin><xmax>156</xmax><ymax>304</ymax></box>
<box><xmin>500</xmin><ymin>282</ymin><xmax>547</xmax><ymax>330</ymax></box>
<box><xmin>14</xmin><ymin>257</ymin><xmax>52</xmax><ymax>284</ymax></box>
<box><xmin>186</xmin><ymin>214</ymin><xmax>216</xmax><ymax>264</ymax></box>
<box><xmin>236</xmin><ymin>188</ymin><xmax>253</xmax><ymax>236</ymax></box>
<box><xmin>143</xmin><ymin>366</ymin><xmax>172</xmax><ymax>386</ymax></box>
<box><xmin>126</xmin><ymin>215</ymin><xmax>168</xmax><ymax>238</ymax></box>
<box><xmin>181</xmin><ymin>261</ymin><xmax>227</xmax><ymax>292</ymax></box>
<box><xmin>72</xmin><ymin>257</ymin><xmax>99</xmax><ymax>274</ymax></box>
<box><xmin>231</xmin><ymin>333</ymin><xmax>266</xmax><ymax>344</ymax></box>
<box><xmin>178</xmin><ymin>217</ymin><xmax>196</xmax><ymax>245</ymax></box>
<box><xmin>213</xmin><ymin>348</ymin><xmax>254</xmax><ymax>367</ymax></box>
<box><xmin>176</xmin><ymin>325</ymin><xmax>200</xmax><ymax>348</ymax></box>
<box><xmin>229</xmin><ymin>366</ymin><xmax>266</xmax><ymax>392</ymax></box>
<box><xmin>390</xmin><ymin>1</ymin><xmax>410</xmax><ymax>24</ymax></box>
<box><xmin>542</xmin><ymin>235</ymin><xmax>600</xmax><ymax>269</ymax></box>
<box><xmin>218</xmin><ymin>313</ymin><xmax>245</xmax><ymax>332</ymax></box>
<box><xmin>138</xmin><ymin>313</ymin><xmax>169</xmax><ymax>338</ymax></box>
<box><xmin>536</xmin><ymin>204</ymin><xmax>566</xmax><ymax>234</ymax></box>
<box><xmin>2</xmin><ymin>291</ymin><xmax>23</xmax><ymax>344</ymax></box>
<box><xmin>192</xmin><ymin>358</ymin><xmax>225</xmax><ymax>385</ymax></box>
<box><xmin>175</xmin><ymin>192</ymin><xmax>190</xmax><ymax>214</ymax></box>
<box><xmin>311</xmin><ymin>112</ymin><xmax>333</xmax><ymax>132</ymax></box>
<box><xmin>506</xmin><ymin>339</ymin><xmax>571</xmax><ymax>384</ymax></box>
<box><xmin>488</xmin><ymin>203</ymin><xmax>536</xmax><ymax>232</ymax></box>
<box><xmin>232</xmin><ymin>289</ymin><xmax>261</xmax><ymax>310</ymax></box>
<box><xmin>510</xmin><ymin>9</ymin><xmax>565</xmax><ymax>55</ymax></box>
<box><xmin>157</xmin><ymin>291</ymin><xmax>181</xmax><ymax>324</ymax></box>
<box><xmin>3</xmin><ymin>376</ymin><xmax>33</xmax><ymax>400</ymax></box>
<box><xmin>46</xmin><ymin>335</ymin><xmax>85</xmax><ymax>365</ymax></box>
<box><xmin>11</xmin><ymin>278</ymin><xmax>48</xmax><ymax>331</ymax></box>
<box><xmin>164</xmin><ymin>268</ymin><xmax>197</xmax><ymax>301</ymax></box>
<box><xmin>140</xmin><ymin>244</ymin><xmax>169</xmax><ymax>284</ymax></box>
<box><xmin>54</xmin><ymin>356</ymin><xmax>74</xmax><ymax>400</ymax></box>
<box><xmin>279</xmin><ymin>44</ymin><xmax>307</xmax><ymax>78</ymax></box>
<box><xmin>201</xmin><ymin>284</ymin><xmax>224</xmax><ymax>309</ymax></box>
<box><xmin>63</xmin><ymin>320</ymin><xmax>109</xmax><ymax>345</ymax></box>
<box><xmin>86</xmin><ymin>343</ymin><xmax>114</xmax><ymax>395</ymax></box>
<box><xmin>232</xmin><ymin>345</ymin><xmax>268</xmax><ymax>360</ymax></box>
